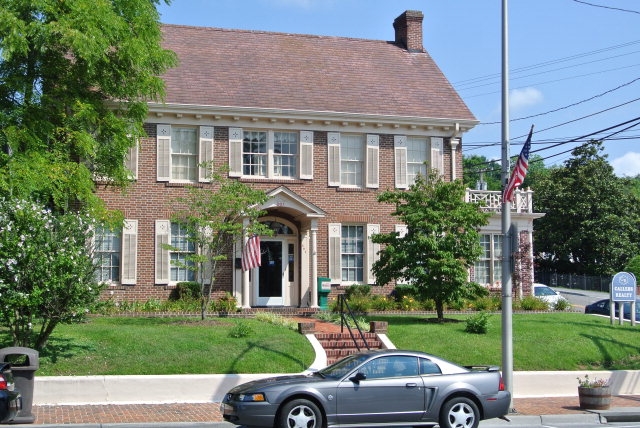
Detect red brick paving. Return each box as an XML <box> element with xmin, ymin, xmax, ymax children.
<box><xmin>28</xmin><ymin>396</ymin><xmax>640</xmax><ymax>424</ymax></box>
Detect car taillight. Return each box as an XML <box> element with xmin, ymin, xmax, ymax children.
<box><xmin>0</xmin><ymin>374</ymin><xmax>7</xmax><ymax>391</ymax></box>
<box><xmin>498</xmin><ymin>375</ymin><xmax>505</xmax><ymax>391</ymax></box>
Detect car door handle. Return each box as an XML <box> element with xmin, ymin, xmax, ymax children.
<box><xmin>406</xmin><ymin>383</ymin><xmax>418</xmax><ymax>388</ymax></box>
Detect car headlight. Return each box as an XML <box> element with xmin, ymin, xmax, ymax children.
<box><xmin>238</xmin><ymin>393</ymin><xmax>266</xmax><ymax>402</ymax></box>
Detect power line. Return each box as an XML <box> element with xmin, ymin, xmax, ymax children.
<box><xmin>573</xmin><ymin>0</ymin><xmax>640</xmax><ymax>15</ymax></box>
<box><xmin>480</xmin><ymin>77</ymin><xmax>640</xmax><ymax>125</ymax></box>
<box><xmin>463</xmin><ymin>116</ymin><xmax>640</xmax><ymax>170</ymax></box>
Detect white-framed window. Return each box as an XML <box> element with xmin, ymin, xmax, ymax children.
<box><xmin>340</xmin><ymin>134</ymin><xmax>364</xmax><ymax>187</ymax></box>
<box><xmin>156</xmin><ymin>124</ymin><xmax>214</xmax><ymax>183</ymax></box>
<box><xmin>171</xmin><ymin>127</ymin><xmax>198</xmax><ymax>181</ymax></box>
<box><xmin>170</xmin><ymin>222</ymin><xmax>195</xmax><ymax>282</ymax></box>
<box><xmin>274</xmin><ymin>131</ymin><xmax>298</xmax><ymax>177</ymax></box>
<box><xmin>327</xmin><ymin>132</ymin><xmax>379</xmax><ymax>188</ymax></box>
<box><xmin>328</xmin><ymin>223</ymin><xmax>380</xmax><ymax>285</ymax></box>
<box><xmin>155</xmin><ymin>220</ymin><xmax>198</xmax><ymax>285</ymax></box>
<box><xmin>394</xmin><ymin>135</ymin><xmax>444</xmax><ymax>188</ymax></box>
<box><xmin>93</xmin><ymin>220</ymin><xmax>137</xmax><ymax>285</ymax></box>
<box><xmin>229</xmin><ymin>128</ymin><xmax>313</xmax><ymax>179</ymax></box>
<box><xmin>474</xmin><ymin>233</ymin><xmax>503</xmax><ymax>287</ymax></box>
<box><xmin>94</xmin><ymin>226</ymin><xmax>121</xmax><ymax>283</ymax></box>
<box><xmin>407</xmin><ymin>136</ymin><xmax>428</xmax><ymax>184</ymax></box>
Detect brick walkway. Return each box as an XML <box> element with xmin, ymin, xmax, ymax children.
<box><xmin>27</xmin><ymin>395</ymin><xmax>640</xmax><ymax>424</ymax></box>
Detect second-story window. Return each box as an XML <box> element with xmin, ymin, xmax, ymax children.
<box><xmin>274</xmin><ymin>131</ymin><xmax>298</xmax><ymax>177</ymax></box>
<box><xmin>407</xmin><ymin>136</ymin><xmax>428</xmax><ymax>184</ymax></box>
<box><xmin>243</xmin><ymin>131</ymin><xmax>267</xmax><ymax>176</ymax></box>
<box><xmin>156</xmin><ymin>124</ymin><xmax>214</xmax><ymax>183</ymax></box>
<box><xmin>327</xmin><ymin>132</ymin><xmax>379</xmax><ymax>189</ymax></box>
<box><xmin>340</xmin><ymin>134</ymin><xmax>365</xmax><ymax>187</ymax></box>
<box><xmin>171</xmin><ymin>127</ymin><xmax>198</xmax><ymax>181</ymax></box>
<box><xmin>230</xmin><ymin>129</ymin><xmax>309</xmax><ymax>179</ymax></box>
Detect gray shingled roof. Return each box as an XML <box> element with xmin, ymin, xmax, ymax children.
<box><xmin>159</xmin><ymin>24</ymin><xmax>476</xmax><ymax>122</ymax></box>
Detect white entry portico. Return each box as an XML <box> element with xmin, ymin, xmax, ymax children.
<box><xmin>234</xmin><ymin>186</ymin><xmax>326</xmax><ymax>308</ymax></box>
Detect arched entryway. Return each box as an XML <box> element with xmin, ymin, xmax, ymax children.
<box><xmin>235</xmin><ymin>186</ymin><xmax>326</xmax><ymax>308</ymax></box>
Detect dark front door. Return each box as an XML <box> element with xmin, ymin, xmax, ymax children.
<box><xmin>257</xmin><ymin>241</ymin><xmax>283</xmax><ymax>305</ymax></box>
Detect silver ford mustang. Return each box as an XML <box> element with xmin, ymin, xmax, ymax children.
<box><xmin>221</xmin><ymin>349</ymin><xmax>511</xmax><ymax>428</ymax></box>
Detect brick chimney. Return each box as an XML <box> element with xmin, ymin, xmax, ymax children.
<box><xmin>393</xmin><ymin>10</ymin><xmax>424</xmax><ymax>53</ymax></box>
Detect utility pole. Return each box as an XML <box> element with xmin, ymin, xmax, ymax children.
<box><xmin>501</xmin><ymin>0</ymin><xmax>514</xmax><ymax>409</ymax></box>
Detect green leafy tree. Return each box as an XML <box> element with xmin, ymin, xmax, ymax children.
<box><xmin>533</xmin><ymin>141</ymin><xmax>640</xmax><ymax>275</ymax></box>
<box><xmin>463</xmin><ymin>155</ymin><xmax>501</xmax><ymax>190</ymax></box>
<box><xmin>372</xmin><ymin>171</ymin><xmax>491</xmax><ymax>321</ymax></box>
<box><xmin>0</xmin><ymin>0</ymin><xmax>177</xmax><ymax>213</ymax></box>
<box><xmin>0</xmin><ymin>197</ymin><xmax>102</xmax><ymax>350</ymax></box>
<box><xmin>623</xmin><ymin>255</ymin><xmax>640</xmax><ymax>281</ymax></box>
<box><xmin>168</xmin><ymin>166</ymin><xmax>273</xmax><ymax>319</ymax></box>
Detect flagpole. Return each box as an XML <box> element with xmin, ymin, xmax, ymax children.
<box><xmin>501</xmin><ymin>0</ymin><xmax>514</xmax><ymax>409</ymax></box>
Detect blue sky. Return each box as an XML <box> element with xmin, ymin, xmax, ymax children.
<box><xmin>158</xmin><ymin>0</ymin><xmax>640</xmax><ymax>177</ymax></box>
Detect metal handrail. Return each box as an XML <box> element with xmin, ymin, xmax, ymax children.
<box><xmin>338</xmin><ymin>295</ymin><xmax>370</xmax><ymax>351</ymax></box>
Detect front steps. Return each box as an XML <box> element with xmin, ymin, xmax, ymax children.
<box><xmin>298</xmin><ymin>320</ymin><xmax>390</xmax><ymax>365</ymax></box>
<box><xmin>316</xmin><ymin>331</ymin><xmax>384</xmax><ymax>365</ymax></box>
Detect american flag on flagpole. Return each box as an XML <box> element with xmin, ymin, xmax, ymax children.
<box><xmin>241</xmin><ymin>234</ymin><xmax>261</xmax><ymax>271</ymax></box>
<box><xmin>503</xmin><ymin>125</ymin><xmax>534</xmax><ymax>203</ymax></box>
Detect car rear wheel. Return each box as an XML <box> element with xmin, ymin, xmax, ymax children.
<box><xmin>278</xmin><ymin>398</ymin><xmax>323</xmax><ymax>428</ymax></box>
<box><xmin>439</xmin><ymin>396</ymin><xmax>480</xmax><ymax>428</ymax></box>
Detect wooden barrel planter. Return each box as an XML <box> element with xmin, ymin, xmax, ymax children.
<box><xmin>578</xmin><ymin>386</ymin><xmax>611</xmax><ymax>410</ymax></box>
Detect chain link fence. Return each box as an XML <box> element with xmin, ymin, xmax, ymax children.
<box><xmin>535</xmin><ymin>271</ymin><xmax>612</xmax><ymax>293</ymax></box>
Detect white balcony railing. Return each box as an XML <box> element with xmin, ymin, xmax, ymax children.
<box><xmin>465</xmin><ymin>188</ymin><xmax>534</xmax><ymax>214</ymax></box>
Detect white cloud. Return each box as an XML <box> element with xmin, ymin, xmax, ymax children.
<box><xmin>509</xmin><ymin>87</ymin><xmax>543</xmax><ymax>112</ymax></box>
<box><xmin>611</xmin><ymin>152</ymin><xmax>640</xmax><ymax>177</ymax></box>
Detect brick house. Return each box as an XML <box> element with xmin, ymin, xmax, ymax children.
<box><xmin>95</xmin><ymin>10</ymin><xmax>542</xmax><ymax>307</ymax></box>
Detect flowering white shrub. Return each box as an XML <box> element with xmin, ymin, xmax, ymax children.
<box><xmin>0</xmin><ymin>197</ymin><xmax>103</xmax><ymax>350</ymax></box>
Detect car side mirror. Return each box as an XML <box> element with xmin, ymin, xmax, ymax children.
<box><xmin>350</xmin><ymin>372</ymin><xmax>367</xmax><ymax>383</ymax></box>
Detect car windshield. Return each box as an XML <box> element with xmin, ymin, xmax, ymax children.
<box><xmin>535</xmin><ymin>286</ymin><xmax>556</xmax><ymax>296</ymax></box>
<box><xmin>318</xmin><ymin>354</ymin><xmax>371</xmax><ymax>379</ymax></box>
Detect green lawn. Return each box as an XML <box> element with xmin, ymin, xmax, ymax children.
<box><xmin>375</xmin><ymin>312</ymin><xmax>640</xmax><ymax>371</ymax></box>
<box><xmin>2</xmin><ymin>312</ymin><xmax>638</xmax><ymax>376</ymax></box>
<box><xmin>15</xmin><ymin>317</ymin><xmax>315</xmax><ymax>376</ymax></box>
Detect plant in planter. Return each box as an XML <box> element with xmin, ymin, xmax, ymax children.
<box><xmin>577</xmin><ymin>374</ymin><xmax>611</xmax><ymax>410</ymax></box>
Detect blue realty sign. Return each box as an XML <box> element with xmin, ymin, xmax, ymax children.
<box><xmin>611</xmin><ymin>272</ymin><xmax>637</xmax><ymax>302</ymax></box>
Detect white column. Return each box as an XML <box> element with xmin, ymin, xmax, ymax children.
<box><xmin>310</xmin><ymin>219</ymin><xmax>319</xmax><ymax>308</ymax></box>
<box><xmin>242</xmin><ymin>218</ymin><xmax>251</xmax><ymax>308</ymax></box>
<box><xmin>450</xmin><ymin>138</ymin><xmax>459</xmax><ymax>180</ymax></box>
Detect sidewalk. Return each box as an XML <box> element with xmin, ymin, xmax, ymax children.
<box><xmin>17</xmin><ymin>394</ymin><xmax>640</xmax><ymax>425</ymax></box>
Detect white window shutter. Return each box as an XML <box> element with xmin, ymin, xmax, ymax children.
<box><xmin>366</xmin><ymin>134</ymin><xmax>379</xmax><ymax>188</ymax></box>
<box><xmin>367</xmin><ymin>224</ymin><xmax>380</xmax><ymax>284</ymax></box>
<box><xmin>395</xmin><ymin>224</ymin><xmax>408</xmax><ymax>238</ymax></box>
<box><xmin>430</xmin><ymin>137</ymin><xmax>444</xmax><ymax>176</ymax></box>
<box><xmin>199</xmin><ymin>126</ymin><xmax>214</xmax><ymax>182</ymax></box>
<box><xmin>200</xmin><ymin>225</ymin><xmax>213</xmax><ymax>285</ymax></box>
<box><xmin>394</xmin><ymin>135</ymin><xmax>408</xmax><ymax>189</ymax></box>
<box><xmin>228</xmin><ymin>127</ymin><xmax>243</xmax><ymax>177</ymax></box>
<box><xmin>121</xmin><ymin>220</ymin><xmax>138</xmax><ymax>285</ymax></box>
<box><xmin>327</xmin><ymin>132</ymin><xmax>341</xmax><ymax>186</ymax></box>
<box><xmin>395</xmin><ymin>224</ymin><xmax>409</xmax><ymax>285</ymax></box>
<box><xmin>155</xmin><ymin>220</ymin><xmax>170</xmax><ymax>284</ymax></box>
<box><xmin>157</xmin><ymin>124</ymin><xmax>171</xmax><ymax>181</ymax></box>
<box><xmin>299</xmin><ymin>130</ymin><xmax>313</xmax><ymax>179</ymax></box>
<box><xmin>328</xmin><ymin>223</ymin><xmax>342</xmax><ymax>283</ymax></box>
<box><xmin>125</xmin><ymin>142</ymin><xmax>138</xmax><ymax>180</ymax></box>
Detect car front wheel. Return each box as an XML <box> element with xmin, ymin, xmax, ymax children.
<box><xmin>278</xmin><ymin>398</ymin><xmax>323</xmax><ymax>428</ymax></box>
<box><xmin>439</xmin><ymin>396</ymin><xmax>480</xmax><ymax>428</ymax></box>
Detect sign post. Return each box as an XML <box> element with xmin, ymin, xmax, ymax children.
<box><xmin>610</xmin><ymin>272</ymin><xmax>637</xmax><ymax>326</ymax></box>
